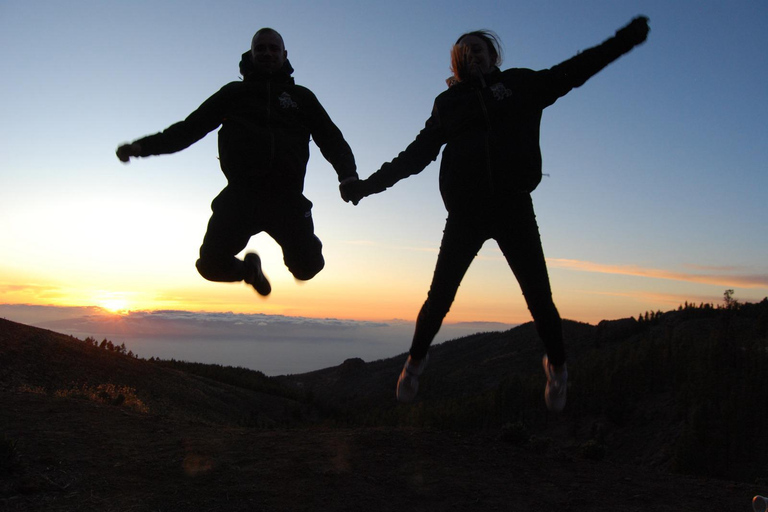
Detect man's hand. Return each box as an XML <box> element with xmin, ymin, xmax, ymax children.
<box><xmin>616</xmin><ymin>16</ymin><xmax>650</xmax><ymax>46</ymax></box>
<box><xmin>116</xmin><ymin>143</ymin><xmax>141</xmax><ymax>163</ymax></box>
<box><xmin>339</xmin><ymin>177</ymin><xmax>365</xmax><ymax>206</ymax></box>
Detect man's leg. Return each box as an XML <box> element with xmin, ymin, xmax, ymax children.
<box><xmin>267</xmin><ymin>195</ymin><xmax>325</xmax><ymax>281</ymax></box>
<box><xmin>196</xmin><ymin>188</ymin><xmax>255</xmax><ymax>283</ymax></box>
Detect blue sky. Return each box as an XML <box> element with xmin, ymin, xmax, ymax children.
<box><xmin>1</xmin><ymin>1</ymin><xmax>767</xmax><ymax>371</ymax></box>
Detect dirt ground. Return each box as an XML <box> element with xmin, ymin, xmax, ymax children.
<box><xmin>1</xmin><ymin>390</ymin><xmax>763</xmax><ymax>512</ymax></box>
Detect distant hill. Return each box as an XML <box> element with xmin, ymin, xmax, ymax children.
<box><xmin>276</xmin><ymin>320</ymin><xmax>595</xmax><ymax>412</ymax></box>
<box><xmin>0</xmin><ymin>317</ymin><xmax>316</xmax><ymax>427</ymax></box>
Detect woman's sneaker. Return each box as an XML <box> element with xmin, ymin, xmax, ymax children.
<box><xmin>244</xmin><ymin>252</ymin><xmax>271</xmax><ymax>296</ymax></box>
<box><xmin>396</xmin><ymin>355</ymin><xmax>428</xmax><ymax>403</ymax></box>
<box><xmin>542</xmin><ymin>355</ymin><xmax>567</xmax><ymax>412</ymax></box>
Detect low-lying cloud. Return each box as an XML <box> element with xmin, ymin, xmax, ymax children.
<box><xmin>0</xmin><ymin>304</ymin><xmax>514</xmax><ymax>376</ymax></box>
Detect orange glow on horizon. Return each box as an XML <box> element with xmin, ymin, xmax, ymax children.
<box><xmin>3</xmin><ymin>254</ymin><xmax>766</xmax><ymax>327</ymax></box>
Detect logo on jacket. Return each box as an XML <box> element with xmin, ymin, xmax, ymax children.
<box><xmin>490</xmin><ymin>83</ymin><xmax>513</xmax><ymax>101</ymax></box>
<box><xmin>279</xmin><ymin>92</ymin><xmax>298</xmax><ymax>109</ymax></box>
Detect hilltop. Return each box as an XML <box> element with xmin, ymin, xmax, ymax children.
<box><xmin>1</xmin><ymin>299</ymin><xmax>767</xmax><ymax>511</ymax></box>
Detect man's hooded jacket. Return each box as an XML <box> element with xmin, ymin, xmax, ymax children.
<box><xmin>133</xmin><ymin>53</ymin><xmax>357</xmax><ymax>194</ymax></box>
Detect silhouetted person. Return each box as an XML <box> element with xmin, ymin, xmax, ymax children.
<box><xmin>117</xmin><ymin>28</ymin><xmax>357</xmax><ymax>296</ymax></box>
<box><xmin>342</xmin><ymin>16</ymin><xmax>650</xmax><ymax>409</ymax></box>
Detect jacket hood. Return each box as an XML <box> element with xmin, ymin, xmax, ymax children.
<box><xmin>239</xmin><ymin>50</ymin><xmax>295</xmax><ymax>82</ymax></box>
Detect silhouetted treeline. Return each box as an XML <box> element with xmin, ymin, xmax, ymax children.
<box><xmin>81</xmin><ymin>336</ymin><xmax>136</xmax><ymax>358</ymax></box>
<box><xmin>637</xmin><ymin>289</ymin><xmax>744</xmax><ymax>326</ymax></box>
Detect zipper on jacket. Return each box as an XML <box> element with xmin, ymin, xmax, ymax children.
<box><xmin>475</xmin><ymin>88</ymin><xmax>495</xmax><ymax>191</ymax></box>
<box><xmin>267</xmin><ymin>81</ymin><xmax>275</xmax><ymax>171</ymax></box>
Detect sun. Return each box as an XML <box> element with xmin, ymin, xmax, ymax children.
<box><xmin>97</xmin><ymin>297</ymin><xmax>131</xmax><ymax>314</ymax></box>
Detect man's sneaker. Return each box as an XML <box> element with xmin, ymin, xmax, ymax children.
<box><xmin>543</xmin><ymin>355</ymin><xmax>568</xmax><ymax>412</ymax></box>
<box><xmin>244</xmin><ymin>252</ymin><xmax>271</xmax><ymax>296</ymax></box>
<box><xmin>396</xmin><ymin>355</ymin><xmax>428</xmax><ymax>403</ymax></box>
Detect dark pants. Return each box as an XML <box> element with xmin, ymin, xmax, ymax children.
<box><xmin>409</xmin><ymin>193</ymin><xmax>565</xmax><ymax>366</ymax></box>
<box><xmin>195</xmin><ymin>186</ymin><xmax>324</xmax><ymax>283</ymax></box>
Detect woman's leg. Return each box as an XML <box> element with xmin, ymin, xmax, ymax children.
<box><xmin>409</xmin><ymin>213</ymin><xmax>485</xmax><ymax>360</ymax></box>
<box><xmin>495</xmin><ymin>197</ymin><xmax>565</xmax><ymax>366</ymax></box>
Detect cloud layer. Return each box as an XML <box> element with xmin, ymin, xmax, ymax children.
<box><xmin>0</xmin><ymin>304</ymin><xmax>513</xmax><ymax>375</ymax></box>
<box><xmin>547</xmin><ymin>259</ymin><xmax>768</xmax><ymax>289</ymax></box>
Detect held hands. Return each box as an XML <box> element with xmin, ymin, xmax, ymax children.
<box><xmin>339</xmin><ymin>177</ymin><xmax>367</xmax><ymax>206</ymax></box>
<box><xmin>116</xmin><ymin>143</ymin><xmax>141</xmax><ymax>163</ymax></box>
<box><xmin>616</xmin><ymin>16</ymin><xmax>650</xmax><ymax>46</ymax></box>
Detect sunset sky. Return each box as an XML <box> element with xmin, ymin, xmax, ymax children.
<box><xmin>2</xmin><ymin>0</ymin><xmax>767</xmax><ymax>332</ymax></box>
